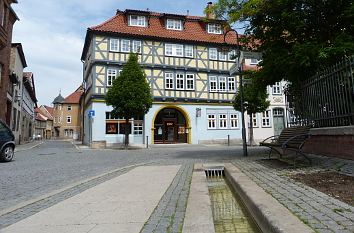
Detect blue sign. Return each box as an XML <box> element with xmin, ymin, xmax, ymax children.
<box><xmin>88</xmin><ymin>110</ymin><xmax>95</xmax><ymax>117</ymax></box>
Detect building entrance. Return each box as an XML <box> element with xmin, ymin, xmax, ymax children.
<box><xmin>154</xmin><ymin>108</ymin><xmax>187</xmax><ymax>144</ymax></box>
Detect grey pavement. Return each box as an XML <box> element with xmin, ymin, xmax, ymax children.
<box><xmin>232</xmin><ymin>157</ymin><xmax>354</xmax><ymax>233</ymax></box>
<box><xmin>1</xmin><ymin>141</ymin><xmax>353</xmax><ymax>233</ymax></box>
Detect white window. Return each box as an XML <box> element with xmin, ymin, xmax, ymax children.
<box><xmin>165</xmin><ymin>44</ymin><xmax>183</xmax><ymax>57</ymax></box>
<box><xmin>272</xmin><ymin>82</ymin><xmax>282</xmax><ymax>95</ymax></box>
<box><xmin>165</xmin><ymin>73</ymin><xmax>174</xmax><ymax>89</ymax></box>
<box><xmin>219</xmin><ymin>77</ymin><xmax>227</xmax><ymax>92</ymax></box>
<box><xmin>166</xmin><ymin>19</ymin><xmax>182</xmax><ymax>30</ymax></box>
<box><xmin>250</xmin><ymin>58</ymin><xmax>258</xmax><ymax>65</ymax></box>
<box><xmin>219</xmin><ymin>114</ymin><xmax>227</xmax><ymax>129</ymax></box>
<box><xmin>176</xmin><ymin>73</ymin><xmax>184</xmax><ymax>90</ymax></box>
<box><xmin>129</xmin><ymin>15</ymin><xmax>146</xmax><ymax>27</ymax></box>
<box><xmin>228</xmin><ymin>50</ymin><xmax>237</xmax><ymax>61</ymax></box>
<box><xmin>58</xmin><ymin>117</ymin><xmax>61</xmax><ymax>123</ymax></box>
<box><xmin>185</xmin><ymin>45</ymin><xmax>193</xmax><ymax>58</ymax></box>
<box><xmin>67</xmin><ymin>105</ymin><xmax>72</xmax><ymax>111</ymax></box>
<box><xmin>186</xmin><ymin>74</ymin><xmax>194</xmax><ymax>90</ymax></box>
<box><xmin>230</xmin><ymin>114</ymin><xmax>238</xmax><ymax>129</ymax></box>
<box><xmin>209</xmin><ymin>76</ymin><xmax>217</xmax><ymax>92</ymax></box>
<box><xmin>219</xmin><ymin>51</ymin><xmax>228</xmax><ymax>61</ymax></box>
<box><xmin>262</xmin><ymin>110</ymin><xmax>271</xmax><ymax>127</ymax></box>
<box><xmin>67</xmin><ymin>116</ymin><xmax>71</xmax><ymax>123</ymax></box>
<box><xmin>109</xmin><ymin>38</ymin><xmax>119</xmax><ymax>52</ymax></box>
<box><xmin>251</xmin><ymin>113</ymin><xmax>258</xmax><ymax>127</ymax></box>
<box><xmin>121</xmin><ymin>40</ymin><xmax>131</xmax><ymax>52</ymax></box>
<box><xmin>107</xmin><ymin>69</ymin><xmax>118</xmax><ymax>86</ymax></box>
<box><xmin>207</xmin><ymin>23</ymin><xmax>222</xmax><ymax>34</ymax></box>
<box><xmin>209</xmin><ymin>48</ymin><xmax>218</xmax><ymax>60</ymax></box>
<box><xmin>133</xmin><ymin>122</ymin><xmax>143</xmax><ymax>135</ymax></box>
<box><xmin>208</xmin><ymin>114</ymin><xmax>216</xmax><ymax>129</ymax></box>
<box><xmin>132</xmin><ymin>40</ymin><xmax>142</xmax><ymax>53</ymax></box>
<box><xmin>228</xmin><ymin>77</ymin><xmax>236</xmax><ymax>92</ymax></box>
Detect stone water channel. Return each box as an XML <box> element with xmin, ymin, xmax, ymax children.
<box><xmin>207</xmin><ymin>174</ymin><xmax>261</xmax><ymax>233</ymax></box>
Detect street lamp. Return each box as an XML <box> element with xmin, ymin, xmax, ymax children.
<box><xmin>223</xmin><ymin>29</ymin><xmax>248</xmax><ymax>157</ymax></box>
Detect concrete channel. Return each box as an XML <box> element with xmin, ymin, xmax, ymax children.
<box><xmin>183</xmin><ymin>163</ymin><xmax>314</xmax><ymax>233</ymax></box>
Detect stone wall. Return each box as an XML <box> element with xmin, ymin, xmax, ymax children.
<box><xmin>303</xmin><ymin>126</ymin><xmax>354</xmax><ymax>160</ymax></box>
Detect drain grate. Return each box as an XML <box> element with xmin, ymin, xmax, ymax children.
<box><xmin>205</xmin><ymin>167</ymin><xmax>225</xmax><ymax>177</ymax></box>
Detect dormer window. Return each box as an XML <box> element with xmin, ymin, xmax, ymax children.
<box><xmin>207</xmin><ymin>23</ymin><xmax>222</xmax><ymax>34</ymax></box>
<box><xmin>129</xmin><ymin>15</ymin><xmax>146</xmax><ymax>27</ymax></box>
<box><xmin>166</xmin><ymin>19</ymin><xmax>182</xmax><ymax>30</ymax></box>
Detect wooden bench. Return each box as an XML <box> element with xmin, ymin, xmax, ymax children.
<box><xmin>260</xmin><ymin>126</ymin><xmax>311</xmax><ymax>165</ymax></box>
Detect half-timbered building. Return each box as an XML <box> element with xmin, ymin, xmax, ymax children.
<box><xmin>81</xmin><ymin>6</ymin><xmax>287</xmax><ymax>147</ymax></box>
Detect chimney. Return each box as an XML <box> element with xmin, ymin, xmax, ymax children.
<box><xmin>206</xmin><ymin>2</ymin><xmax>215</xmax><ymax>19</ymax></box>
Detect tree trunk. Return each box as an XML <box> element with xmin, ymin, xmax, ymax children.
<box><xmin>249</xmin><ymin>114</ymin><xmax>255</xmax><ymax>146</ymax></box>
<box><xmin>124</xmin><ymin>117</ymin><xmax>129</xmax><ymax>149</ymax></box>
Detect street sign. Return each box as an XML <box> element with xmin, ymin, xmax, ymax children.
<box><xmin>88</xmin><ymin>110</ymin><xmax>95</xmax><ymax>117</ymax></box>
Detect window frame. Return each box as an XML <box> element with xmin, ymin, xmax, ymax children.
<box><xmin>219</xmin><ymin>114</ymin><xmax>228</xmax><ymax>129</ymax></box>
<box><xmin>165</xmin><ymin>43</ymin><xmax>184</xmax><ymax>57</ymax></box>
<box><xmin>132</xmin><ymin>40</ymin><xmax>142</xmax><ymax>53</ymax></box>
<box><xmin>186</xmin><ymin>74</ymin><xmax>195</xmax><ymax>90</ymax></box>
<box><xmin>121</xmin><ymin>39</ymin><xmax>131</xmax><ymax>53</ymax></box>
<box><xmin>261</xmin><ymin>110</ymin><xmax>271</xmax><ymax>127</ymax></box>
<box><xmin>129</xmin><ymin>15</ymin><xmax>146</xmax><ymax>27</ymax></box>
<box><xmin>109</xmin><ymin>38</ymin><xmax>119</xmax><ymax>52</ymax></box>
<box><xmin>67</xmin><ymin>105</ymin><xmax>72</xmax><ymax>111</ymax></box>
<box><xmin>209</xmin><ymin>76</ymin><xmax>218</xmax><ymax>92</ymax></box>
<box><xmin>230</xmin><ymin>114</ymin><xmax>239</xmax><ymax>129</ymax></box>
<box><xmin>252</xmin><ymin>113</ymin><xmax>259</xmax><ymax>128</ymax></box>
<box><xmin>185</xmin><ymin>45</ymin><xmax>194</xmax><ymax>58</ymax></box>
<box><xmin>176</xmin><ymin>73</ymin><xmax>184</xmax><ymax>90</ymax></box>
<box><xmin>207</xmin><ymin>23</ymin><xmax>222</xmax><ymax>34</ymax></box>
<box><xmin>209</xmin><ymin>48</ymin><xmax>218</xmax><ymax>60</ymax></box>
<box><xmin>207</xmin><ymin>114</ymin><xmax>216</xmax><ymax>129</ymax></box>
<box><xmin>165</xmin><ymin>73</ymin><xmax>174</xmax><ymax>89</ymax></box>
<box><xmin>272</xmin><ymin>82</ymin><xmax>282</xmax><ymax>95</ymax></box>
<box><xmin>107</xmin><ymin>69</ymin><xmax>118</xmax><ymax>87</ymax></box>
<box><xmin>219</xmin><ymin>51</ymin><xmax>228</xmax><ymax>61</ymax></box>
<box><xmin>228</xmin><ymin>77</ymin><xmax>236</xmax><ymax>92</ymax></box>
<box><xmin>133</xmin><ymin>121</ymin><xmax>143</xmax><ymax>135</ymax></box>
<box><xmin>166</xmin><ymin>19</ymin><xmax>182</xmax><ymax>30</ymax></box>
<box><xmin>67</xmin><ymin>116</ymin><xmax>72</xmax><ymax>124</ymax></box>
<box><xmin>219</xmin><ymin>76</ymin><xmax>227</xmax><ymax>92</ymax></box>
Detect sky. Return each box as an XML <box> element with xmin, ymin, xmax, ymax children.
<box><xmin>11</xmin><ymin>0</ymin><xmax>215</xmax><ymax>106</ymax></box>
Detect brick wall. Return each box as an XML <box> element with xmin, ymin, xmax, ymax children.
<box><xmin>303</xmin><ymin>126</ymin><xmax>354</xmax><ymax>160</ymax></box>
<box><xmin>0</xmin><ymin>4</ymin><xmax>17</xmax><ymax>123</ymax></box>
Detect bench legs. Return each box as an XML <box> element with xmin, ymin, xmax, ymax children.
<box><xmin>267</xmin><ymin>147</ymin><xmax>283</xmax><ymax>159</ymax></box>
<box><xmin>266</xmin><ymin>146</ymin><xmax>312</xmax><ymax>167</ymax></box>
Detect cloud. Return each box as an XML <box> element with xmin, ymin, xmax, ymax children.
<box><xmin>11</xmin><ymin>0</ymin><xmax>209</xmax><ymax>105</ymax></box>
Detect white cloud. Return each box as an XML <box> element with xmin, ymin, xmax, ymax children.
<box><xmin>11</xmin><ymin>0</ymin><xmax>208</xmax><ymax>105</ymax></box>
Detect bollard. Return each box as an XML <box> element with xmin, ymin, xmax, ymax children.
<box><xmin>146</xmin><ymin>136</ymin><xmax>149</xmax><ymax>148</ymax></box>
<box><xmin>228</xmin><ymin>135</ymin><xmax>230</xmax><ymax>146</ymax></box>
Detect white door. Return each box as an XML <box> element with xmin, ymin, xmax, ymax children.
<box><xmin>273</xmin><ymin>108</ymin><xmax>285</xmax><ymax>135</ymax></box>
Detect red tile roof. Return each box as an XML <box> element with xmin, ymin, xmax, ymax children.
<box><xmin>64</xmin><ymin>86</ymin><xmax>84</xmax><ymax>104</ymax></box>
<box><xmin>82</xmin><ymin>9</ymin><xmax>243</xmax><ymax>59</ymax></box>
<box><xmin>35</xmin><ymin>108</ymin><xmax>47</xmax><ymax>121</ymax></box>
<box><xmin>90</xmin><ymin>10</ymin><xmax>239</xmax><ymax>45</ymax></box>
<box><xmin>44</xmin><ymin>105</ymin><xmax>54</xmax><ymax>117</ymax></box>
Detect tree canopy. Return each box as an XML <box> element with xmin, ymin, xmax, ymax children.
<box><xmin>211</xmin><ymin>0</ymin><xmax>354</xmax><ymax>86</ymax></box>
<box><xmin>105</xmin><ymin>53</ymin><xmax>152</xmax><ymax>146</ymax></box>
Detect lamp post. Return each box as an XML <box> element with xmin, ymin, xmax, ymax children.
<box><xmin>223</xmin><ymin>29</ymin><xmax>248</xmax><ymax>157</ymax></box>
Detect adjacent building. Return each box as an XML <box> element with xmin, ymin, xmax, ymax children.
<box><xmin>21</xmin><ymin>72</ymin><xmax>37</xmax><ymax>142</ymax></box>
<box><xmin>0</xmin><ymin>0</ymin><xmax>18</xmax><ymax>125</ymax></box>
<box><xmin>38</xmin><ymin>105</ymin><xmax>54</xmax><ymax>139</ymax></box>
<box><xmin>81</xmin><ymin>5</ymin><xmax>287</xmax><ymax>147</ymax></box>
<box><xmin>8</xmin><ymin>43</ymin><xmax>27</xmax><ymax>143</ymax></box>
<box><xmin>53</xmin><ymin>86</ymin><xmax>83</xmax><ymax>140</ymax></box>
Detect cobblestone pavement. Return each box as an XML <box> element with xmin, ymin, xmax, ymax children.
<box><xmin>232</xmin><ymin>158</ymin><xmax>354</xmax><ymax>233</ymax></box>
<box><xmin>141</xmin><ymin>164</ymin><xmax>193</xmax><ymax>233</ymax></box>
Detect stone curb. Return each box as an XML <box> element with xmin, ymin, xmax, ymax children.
<box><xmin>15</xmin><ymin>141</ymin><xmax>44</xmax><ymax>152</ymax></box>
<box><xmin>182</xmin><ymin>164</ymin><xmax>215</xmax><ymax>233</ymax></box>
<box><xmin>224</xmin><ymin>163</ymin><xmax>315</xmax><ymax>233</ymax></box>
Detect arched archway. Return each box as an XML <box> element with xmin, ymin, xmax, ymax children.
<box><xmin>152</xmin><ymin>106</ymin><xmax>191</xmax><ymax>144</ymax></box>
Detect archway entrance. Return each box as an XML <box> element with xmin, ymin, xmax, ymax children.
<box><xmin>154</xmin><ymin>108</ymin><xmax>188</xmax><ymax>144</ymax></box>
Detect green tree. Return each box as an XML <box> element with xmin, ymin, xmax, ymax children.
<box><xmin>210</xmin><ymin>0</ymin><xmax>354</xmax><ymax>86</ymax></box>
<box><xmin>233</xmin><ymin>72</ymin><xmax>270</xmax><ymax>145</ymax></box>
<box><xmin>105</xmin><ymin>53</ymin><xmax>153</xmax><ymax>148</ymax></box>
